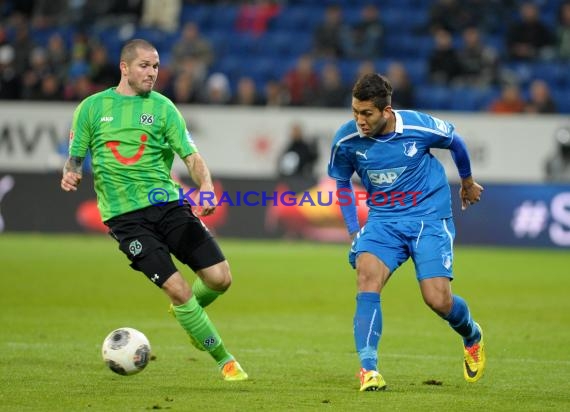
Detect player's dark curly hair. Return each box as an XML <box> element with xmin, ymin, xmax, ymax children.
<box><xmin>352</xmin><ymin>73</ymin><xmax>393</xmax><ymax>110</ymax></box>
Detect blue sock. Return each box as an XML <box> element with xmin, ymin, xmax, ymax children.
<box><xmin>354</xmin><ymin>292</ymin><xmax>382</xmax><ymax>371</ymax></box>
<box><xmin>443</xmin><ymin>295</ymin><xmax>480</xmax><ymax>346</ymax></box>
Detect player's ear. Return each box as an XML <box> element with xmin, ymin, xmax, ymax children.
<box><xmin>119</xmin><ymin>61</ymin><xmax>128</xmax><ymax>76</ymax></box>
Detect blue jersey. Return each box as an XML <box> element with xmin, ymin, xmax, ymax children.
<box><xmin>328</xmin><ymin>110</ymin><xmax>455</xmax><ymax>221</ymax></box>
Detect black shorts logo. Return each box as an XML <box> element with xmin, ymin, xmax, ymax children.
<box><xmin>129</xmin><ymin>239</ymin><xmax>143</xmax><ymax>256</ymax></box>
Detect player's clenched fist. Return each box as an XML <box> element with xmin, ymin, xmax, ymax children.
<box><xmin>61</xmin><ymin>172</ymin><xmax>82</xmax><ymax>192</ymax></box>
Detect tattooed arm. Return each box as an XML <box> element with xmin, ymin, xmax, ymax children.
<box><xmin>182</xmin><ymin>153</ymin><xmax>216</xmax><ymax>216</ymax></box>
<box><xmin>61</xmin><ymin>156</ymin><xmax>84</xmax><ymax>192</ymax></box>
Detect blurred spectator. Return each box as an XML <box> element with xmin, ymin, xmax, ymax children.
<box><xmin>45</xmin><ymin>33</ymin><xmax>70</xmax><ymax>80</ymax></box>
<box><xmin>386</xmin><ymin>62</ymin><xmax>415</xmax><ymax>109</ymax></box>
<box><xmin>545</xmin><ymin>124</ymin><xmax>570</xmax><ymax>182</ymax></box>
<box><xmin>36</xmin><ymin>73</ymin><xmax>63</xmax><ymax>100</ymax></box>
<box><xmin>231</xmin><ymin>76</ymin><xmax>264</xmax><ymax>106</ymax></box>
<box><xmin>69</xmin><ymin>31</ymin><xmax>90</xmax><ymax>65</ymax></box>
<box><xmin>170</xmin><ymin>22</ymin><xmax>214</xmax><ymax>75</ymax></box>
<box><xmin>64</xmin><ymin>74</ymin><xmax>95</xmax><ymax>101</ymax></box>
<box><xmin>3</xmin><ymin>0</ymin><xmax>34</xmax><ymax>22</ymax></box>
<box><xmin>89</xmin><ymin>44</ymin><xmax>118</xmax><ymax>90</ymax></box>
<box><xmin>457</xmin><ymin>27</ymin><xmax>499</xmax><ymax>87</ymax></box>
<box><xmin>342</xmin><ymin>4</ymin><xmax>383</xmax><ymax>59</ymax></box>
<box><xmin>87</xmin><ymin>0</ymin><xmax>142</xmax><ymax>35</ymax></box>
<box><xmin>140</xmin><ymin>0</ymin><xmax>181</xmax><ymax>33</ymax></box>
<box><xmin>312</xmin><ymin>4</ymin><xmax>347</xmax><ymax>58</ymax></box>
<box><xmin>31</xmin><ymin>0</ymin><xmax>68</xmax><ymax>29</ymax></box>
<box><xmin>20</xmin><ymin>47</ymin><xmax>51</xmax><ymax>99</ymax></box>
<box><xmin>262</xmin><ymin>79</ymin><xmax>290</xmax><ymax>106</ymax></box>
<box><xmin>0</xmin><ymin>40</ymin><xmax>19</xmax><ymax>99</ymax></box>
<box><xmin>488</xmin><ymin>84</ymin><xmax>525</xmax><ymax>113</ymax></box>
<box><xmin>524</xmin><ymin>79</ymin><xmax>557</xmax><ymax>114</ymax></box>
<box><xmin>428</xmin><ymin>29</ymin><xmax>462</xmax><ymax>85</ymax></box>
<box><xmin>235</xmin><ymin>0</ymin><xmax>281</xmax><ymax>36</ymax></box>
<box><xmin>355</xmin><ymin>60</ymin><xmax>376</xmax><ymax>79</ymax></box>
<box><xmin>11</xmin><ymin>21</ymin><xmax>34</xmax><ymax>74</ymax></box>
<box><xmin>506</xmin><ymin>2</ymin><xmax>555</xmax><ymax>61</ymax></box>
<box><xmin>168</xmin><ymin>72</ymin><xmax>201</xmax><ymax>104</ymax></box>
<box><xmin>557</xmin><ymin>1</ymin><xmax>570</xmax><ymax>59</ymax></box>
<box><xmin>201</xmin><ymin>72</ymin><xmax>231</xmax><ymax>105</ymax></box>
<box><xmin>463</xmin><ymin>0</ymin><xmax>517</xmax><ymax>34</ymax></box>
<box><xmin>277</xmin><ymin>122</ymin><xmax>319</xmax><ymax>179</ymax></box>
<box><xmin>428</xmin><ymin>0</ymin><xmax>474</xmax><ymax>34</ymax></box>
<box><xmin>313</xmin><ymin>62</ymin><xmax>349</xmax><ymax>107</ymax></box>
<box><xmin>282</xmin><ymin>54</ymin><xmax>320</xmax><ymax>106</ymax></box>
<box><xmin>166</xmin><ymin>54</ymin><xmax>207</xmax><ymax>101</ymax></box>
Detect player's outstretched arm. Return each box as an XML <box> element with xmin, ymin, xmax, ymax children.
<box><xmin>61</xmin><ymin>156</ymin><xmax>84</xmax><ymax>192</ymax></box>
<box><xmin>183</xmin><ymin>153</ymin><xmax>217</xmax><ymax>216</ymax></box>
<box><xmin>459</xmin><ymin>176</ymin><xmax>484</xmax><ymax>211</ymax></box>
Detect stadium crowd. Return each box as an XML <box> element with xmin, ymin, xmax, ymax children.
<box><xmin>0</xmin><ymin>0</ymin><xmax>569</xmax><ymax>112</ymax></box>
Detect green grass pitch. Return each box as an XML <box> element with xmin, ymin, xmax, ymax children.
<box><xmin>1</xmin><ymin>234</ymin><xmax>569</xmax><ymax>411</ymax></box>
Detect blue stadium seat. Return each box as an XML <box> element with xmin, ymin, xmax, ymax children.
<box><xmin>381</xmin><ymin>8</ymin><xmax>427</xmax><ymax>32</ymax></box>
<box><xmin>551</xmin><ymin>89</ymin><xmax>570</xmax><ymax>113</ymax></box>
<box><xmin>531</xmin><ymin>62</ymin><xmax>570</xmax><ymax>89</ymax></box>
<box><xmin>448</xmin><ymin>87</ymin><xmax>498</xmax><ymax>111</ymax></box>
<box><xmin>415</xmin><ymin>85</ymin><xmax>452</xmax><ymax>111</ymax></box>
<box><xmin>180</xmin><ymin>5</ymin><xmax>213</xmax><ymax>30</ymax></box>
<box><xmin>271</xmin><ymin>6</ymin><xmax>318</xmax><ymax>31</ymax></box>
<box><xmin>400</xmin><ymin>59</ymin><xmax>428</xmax><ymax>85</ymax></box>
<box><xmin>259</xmin><ymin>31</ymin><xmax>312</xmax><ymax>58</ymax></box>
<box><xmin>383</xmin><ymin>34</ymin><xmax>434</xmax><ymax>59</ymax></box>
<box><xmin>247</xmin><ymin>57</ymin><xmax>279</xmax><ymax>86</ymax></box>
<box><xmin>209</xmin><ymin>6</ymin><xmax>239</xmax><ymax>28</ymax></box>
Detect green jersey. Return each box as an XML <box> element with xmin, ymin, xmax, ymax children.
<box><xmin>69</xmin><ymin>88</ymin><xmax>198</xmax><ymax>221</ymax></box>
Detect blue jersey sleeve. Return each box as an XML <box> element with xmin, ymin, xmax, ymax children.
<box><xmin>415</xmin><ymin>111</ymin><xmax>456</xmax><ymax>149</ymax></box>
<box><xmin>328</xmin><ymin>145</ymin><xmax>354</xmax><ymax>180</ymax></box>
<box><xmin>336</xmin><ymin>179</ymin><xmax>360</xmax><ymax>235</ymax></box>
<box><xmin>448</xmin><ymin>132</ymin><xmax>472</xmax><ymax>178</ymax></box>
<box><xmin>328</xmin><ymin>127</ymin><xmax>356</xmax><ymax>180</ymax></box>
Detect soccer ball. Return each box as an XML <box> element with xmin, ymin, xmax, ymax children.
<box><xmin>101</xmin><ymin>327</ymin><xmax>151</xmax><ymax>376</ymax></box>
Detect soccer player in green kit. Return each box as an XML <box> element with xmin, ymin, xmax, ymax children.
<box><xmin>60</xmin><ymin>39</ymin><xmax>248</xmax><ymax>381</ymax></box>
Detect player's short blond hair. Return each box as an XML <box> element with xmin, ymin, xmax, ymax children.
<box><xmin>120</xmin><ymin>39</ymin><xmax>157</xmax><ymax>64</ymax></box>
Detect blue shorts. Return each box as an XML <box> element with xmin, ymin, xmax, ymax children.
<box><xmin>348</xmin><ymin>218</ymin><xmax>456</xmax><ymax>281</ymax></box>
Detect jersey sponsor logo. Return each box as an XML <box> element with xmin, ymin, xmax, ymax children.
<box><xmin>100</xmin><ymin>116</ymin><xmax>113</xmax><ymax>122</ymax></box>
<box><xmin>403</xmin><ymin>141</ymin><xmax>418</xmax><ymax>157</ymax></box>
<box><xmin>128</xmin><ymin>239</ymin><xmax>142</xmax><ymax>256</ymax></box>
<box><xmin>367</xmin><ymin>167</ymin><xmax>406</xmax><ymax>187</ymax></box>
<box><xmin>105</xmin><ymin>134</ymin><xmax>148</xmax><ymax>165</ymax></box>
<box><xmin>355</xmin><ymin>150</ymin><xmax>368</xmax><ymax>160</ymax></box>
<box><xmin>140</xmin><ymin>114</ymin><xmax>154</xmax><ymax>125</ymax></box>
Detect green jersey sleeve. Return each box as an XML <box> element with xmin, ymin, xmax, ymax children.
<box><xmin>164</xmin><ymin>103</ymin><xmax>198</xmax><ymax>158</ymax></box>
<box><xmin>69</xmin><ymin>99</ymin><xmax>92</xmax><ymax>158</ymax></box>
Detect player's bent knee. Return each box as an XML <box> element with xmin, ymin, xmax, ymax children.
<box><xmin>420</xmin><ymin>277</ymin><xmax>453</xmax><ymax>315</ymax></box>
<box><xmin>423</xmin><ymin>294</ymin><xmax>452</xmax><ymax>316</ymax></box>
<box><xmin>356</xmin><ymin>253</ymin><xmax>389</xmax><ymax>292</ymax></box>
<box><xmin>198</xmin><ymin>260</ymin><xmax>232</xmax><ymax>291</ymax></box>
<box><xmin>162</xmin><ymin>272</ymin><xmax>191</xmax><ymax>305</ymax></box>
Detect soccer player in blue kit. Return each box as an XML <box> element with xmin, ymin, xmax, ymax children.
<box><xmin>328</xmin><ymin>73</ymin><xmax>486</xmax><ymax>391</ymax></box>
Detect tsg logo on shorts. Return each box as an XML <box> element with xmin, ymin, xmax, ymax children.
<box><xmin>367</xmin><ymin>167</ymin><xmax>406</xmax><ymax>188</ymax></box>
